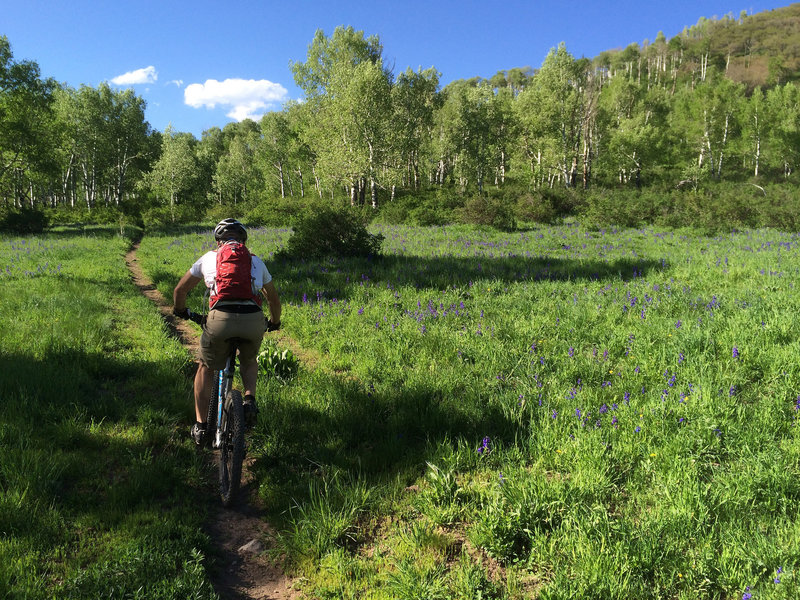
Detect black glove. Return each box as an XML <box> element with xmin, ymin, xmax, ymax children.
<box><xmin>173</xmin><ymin>307</ymin><xmax>190</xmax><ymax>319</ymax></box>
<box><xmin>266</xmin><ymin>319</ymin><xmax>281</xmax><ymax>332</ymax></box>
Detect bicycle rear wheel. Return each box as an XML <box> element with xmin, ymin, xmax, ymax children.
<box><xmin>218</xmin><ymin>389</ymin><xmax>245</xmax><ymax>506</ymax></box>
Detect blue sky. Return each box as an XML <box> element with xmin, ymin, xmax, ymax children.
<box><xmin>3</xmin><ymin>0</ymin><xmax>792</xmax><ymax>137</ymax></box>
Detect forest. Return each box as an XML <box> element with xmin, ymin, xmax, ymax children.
<box><xmin>2</xmin><ymin>4</ymin><xmax>800</xmax><ymax>232</ymax></box>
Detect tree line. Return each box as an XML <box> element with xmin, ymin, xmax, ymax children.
<box><xmin>2</xmin><ymin>15</ymin><xmax>800</xmax><ymax>228</ymax></box>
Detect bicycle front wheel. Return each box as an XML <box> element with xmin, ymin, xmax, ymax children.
<box><xmin>218</xmin><ymin>389</ymin><xmax>245</xmax><ymax>507</ymax></box>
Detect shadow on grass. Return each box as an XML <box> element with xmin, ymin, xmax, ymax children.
<box><xmin>271</xmin><ymin>254</ymin><xmax>665</xmax><ymax>304</ymax></box>
<box><xmin>249</xmin><ymin>367</ymin><xmax>527</xmax><ymax>535</ymax></box>
<box><xmin>0</xmin><ymin>346</ymin><xmax>200</xmax><ymax>542</ymax></box>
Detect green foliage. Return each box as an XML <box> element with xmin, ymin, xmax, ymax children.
<box><xmin>141</xmin><ymin>201</ymin><xmax>205</xmax><ymax>227</ymax></box>
<box><xmin>579</xmin><ymin>184</ymin><xmax>800</xmax><ymax>232</ymax></box>
<box><xmin>240</xmin><ymin>195</ymin><xmax>328</xmax><ymax>228</ymax></box>
<box><xmin>515</xmin><ymin>193</ymin><xmax>557</xmax><ymax>225</ymax></box>
<box><xmin>276</xmin><ymin>205</ymin><xmax>384</xmax><ymax>259</ymax></box>
<box><xmin>0</xmin><ymin>228</ymin><xmax>216</xmax><ymax>598</ymax></box>
<box><xmin>275</xmin><ymin>470</ymin><xmax>373</xmax><ymax>565</ymax></box>
<box><xmin>458</xmin><ymin>194</ymin><xmax>516</xmax><ymax>230</ymax></box>
<box><xmin>0</xmin><ymin>207</ymin><xmax>48</xmax><ymax>233</ymax></box>
<box><xmin>257</xmin><ymin>340</ymin><xmax>299</xmax><ymax>382</ymax></box>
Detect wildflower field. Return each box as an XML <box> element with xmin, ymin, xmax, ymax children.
<box><xmin>135</xmin><ymin>222</ymin><xmax>800</xmax><ymax>599</ymax></box>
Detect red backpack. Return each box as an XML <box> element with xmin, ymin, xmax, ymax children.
<box><xmin>209</xmin><ymin>241</ymin><xmax>262</xmax><ymax>308</ymax></box>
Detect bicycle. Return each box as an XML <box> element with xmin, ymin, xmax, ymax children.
<box><xmin>185</xmin><ymin>309</ymin><xmax>246</xmax><ymax>507</ymax></box>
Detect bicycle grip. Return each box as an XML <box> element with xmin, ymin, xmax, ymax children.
<box><xmin>186</xmin><ymin>309</ymin><xmax>207</xmax><ymax>326</ymax></box>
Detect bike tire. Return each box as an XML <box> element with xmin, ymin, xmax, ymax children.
<box><xmin>218</xmin><ymin>389</ymin><xmax>245</xmax><ymax>507</ymax></box>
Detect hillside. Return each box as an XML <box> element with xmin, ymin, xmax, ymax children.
<box><xmin>626</xmin><ymin>3</ymin><xmax>800</xmax><ymax>89</ymax></box>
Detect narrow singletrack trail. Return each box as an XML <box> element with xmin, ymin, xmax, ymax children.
<box><xmin>125</xmin><ymin>240</ymin><xmax>302</xmax><ymax>600</ymax></box>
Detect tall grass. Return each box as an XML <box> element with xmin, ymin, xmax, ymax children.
<box><xmin>138</xmin><ymin>222</ymin><xmax>800</xmax><ymax>599</ymax></box>
<box><xmin>0</xmin><ymin>226</ymin><xmax>217</xmax><ymax>599</ymax></box>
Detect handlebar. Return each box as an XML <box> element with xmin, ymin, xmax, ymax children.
<box><xmin>175</xmin><ymin>307</ymin><xmax>279</xmax><ymax>332</ymax></box>
<box><xmin>186</xmin><ymin>309</ymin><xmax>206</xmax><ymax>325</ymax></box>
<box><xmin>173</xmin><ymin>307</ymin><xmax>206</xmax><ymax>325</ymax></box>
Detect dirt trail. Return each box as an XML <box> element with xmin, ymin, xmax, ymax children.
<box><xmin>125</xmin><ymin>241</ymin><xmax>301</xmax><ymax>600</ymax></box>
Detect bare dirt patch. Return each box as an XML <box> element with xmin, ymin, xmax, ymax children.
<box><xmin>125</xmin><ymin>240</ymin><xmax>302</xmax><ymax>600</ymax></box>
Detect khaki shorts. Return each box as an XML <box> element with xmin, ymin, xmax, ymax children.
<box><xmin>199</xmin><ymin>310</ymin><xmax>265</xmax><ymax>370</ymax></box>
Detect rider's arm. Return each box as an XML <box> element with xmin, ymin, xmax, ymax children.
<box><xmin>173</xmin><ymin>270</ymin><xmax>203</xmax><ymax>313</ymax></box>
<box><xmin>261</xmin><ymin>280</ymin><xmax>282</xmax><ymax>325</ymax></box>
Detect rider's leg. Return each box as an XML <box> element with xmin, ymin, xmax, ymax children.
<box><xmin>194</xmin><ymin>361</ymin><xmax>214</xmax><ymax>422</ymax></box>
<box><xmin>239</xmin><ymin>357</ymin><xmax>258</xmax><ymax>398</ymax></box>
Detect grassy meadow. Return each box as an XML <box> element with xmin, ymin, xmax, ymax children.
<box><xmin>134</xmin><ymin>222</ymin><xmax>800</xmax><ymax>599</ymax></box>
<box><xmin>3</xmin><ymin>221</ymin><xmax>799</xmax><ymax>599</ymax></box>
<box><xmin>0</xmin><ymin>226</ymin><xmax>217</xmax><ymax>599</ymax></box>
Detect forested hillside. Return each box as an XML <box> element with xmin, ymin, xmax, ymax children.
<box><xmin>2</xmin><ymin>4</ymin><xmax>800</xmax><ymax>231</ymax></box>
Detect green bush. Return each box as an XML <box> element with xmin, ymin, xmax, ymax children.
<box><xmin>242</xmin><ymin>196</ymin><xmax>304</xmax><ymax>227</ymax></box>
<box><xmin>0</xmin><ymin>207</ymin><xmax>48</xmax><ymax>233</ymax></box>
<box><xmin>141</xmin><ymin>203</ymin><xmax>205</xmax><ymax>227</ymax></box>
<box><xmin>458</xmin><ymin>195</ymin><xmax>516</xmax><ymax>230</ymax></box>
<box><xmin>515</xmin><ymin>192</ymin><xmax>558</xmax><ymax>224</ymax></box>
<box><xmin>579</xmin><ymin>189</ymin><xmax>651</xmax><ymax>228</ymax></box>
<box><xmin>275</xmin><ymin>205</ymin><xmax>384</xmax><ymax>259</ymax></box>
<box><xmin>374</xmin><ymin>195</ymin><xmax>415</xmax><ymax>225</ymax></box>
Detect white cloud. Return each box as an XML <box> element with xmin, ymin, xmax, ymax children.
<box><xmin>167</xmin><ymin>79</ymin><xmax>184</xmax><ymax>87</ymax></box>
<box><xmin>110</xmin><ymin>66</ymin><xmax>158</xmax><ymax>85</ymax></box>
<box><xmin>184</xmin><ymin>78</ymin><xmax>288</xmax><ymax>121</ymax></box>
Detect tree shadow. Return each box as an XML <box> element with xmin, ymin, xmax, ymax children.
<box><xmin>250</xmin><ymin>366</ymin><xmax>533</xmax><ymax>526</ymax></box>
<box><xmin>0</xmin><ymin>346</ymin><xmax>198</xmax><ymax>536</ymax></box>
<box><xmin>272</xmin><ymin>253</ymin><xmax>665</xmax><ymax>304</ymax></box>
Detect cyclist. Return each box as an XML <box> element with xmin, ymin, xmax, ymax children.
<box><xmin>172</xmin><ymin>218</ymin><xmax>282</xmax><ymax>446</ymax></box>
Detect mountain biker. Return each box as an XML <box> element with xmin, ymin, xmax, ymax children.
<box><xmin>172</xmin><ymin>218</ymin><xmax>282</xmax><ymax>446</ymax></box>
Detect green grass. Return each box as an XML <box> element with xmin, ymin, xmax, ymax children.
<box><xmin>134</xmin><ymin>223</ymin><xmax>800</xmax><ymax>598</ymax></box>
<box><xmin>0</xmin><ymin>226</ymin><xmax>217</xmax><ymax>599</ymax></box>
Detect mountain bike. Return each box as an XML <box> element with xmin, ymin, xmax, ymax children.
<box><xmin>186</xmin><ymin>309</ymin><xmax>245</xmax><ymax>507</ymax></box>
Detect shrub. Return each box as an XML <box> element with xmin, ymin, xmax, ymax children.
<box><xmin>275</xmin><ymin>205</ymin><xmax>384</xmax><ymax>260</ymax></box>
<box><xmin>515</xmin><ymin>192</ymin><xmax>558</xmax><ymax>224</ymax></box>
<box><xmin>141</xmin><ymin>203</ymin><xmax>204</xmax><ymax>227</ymax></box>
<box><xmin>241</xmin><ymin>197</ymin><xmax>304</xmax><ymax>227</ymax></box>
<box><xmin>458</xmin><ymin>195</ymin><xmax>516</xmax><ymax>230</ymax></box>
<box><xmin>374</xmin><ymin>195</ymin><xmax>414</xmax><ymax>225</ymax></box>
<box><xmin>0</xmin><ymin>207</ymin><xmax>48</xmax><ymax>234</ymax></box>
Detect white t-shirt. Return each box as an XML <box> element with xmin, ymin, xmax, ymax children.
<box><xmin>190</xmin><ymin>249</ymin><xmax>272</xmax><ymax>297</ymax></box>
